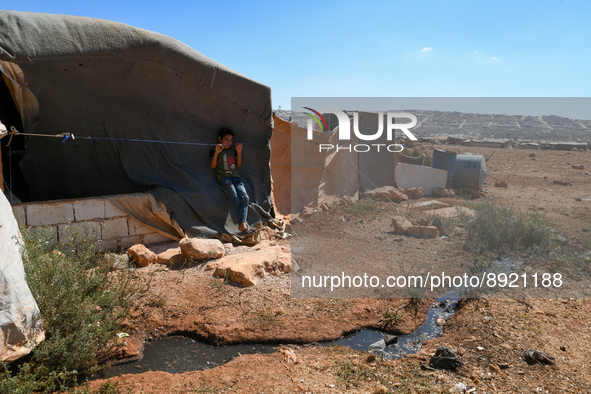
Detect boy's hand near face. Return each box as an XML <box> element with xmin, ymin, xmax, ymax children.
<box><xmin>235</xmin><ymin>143</ymin><xmax>242</xmax><ymax>167</ymax></box>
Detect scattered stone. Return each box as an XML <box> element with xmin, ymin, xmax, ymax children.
<box><xmin>365</xmin><ymin>186</ymin><xmax>408</xmax><ymax>202</ymax></box>
<box><xmin>429</xmin><ymin>346</ymin><xmax>463</xmax><ymax>371</ymax></box>
<box><xmin>369</xmin><ymin>339</ymin><xmax>386</xmax><ymax>351</ymax></box>
<box><xmin>572</xmin><ymin>165</ymin><xmax>585</xmax><ymax>170</ymax></box>
<box><xmin>416</xmin><ymin>217</ymin><xmax>428</xmax><ymax>226</ymax></box>
<box><xmin>373</xmin><ymin>385</ymin><xmax>388</xmax><ymax>394</ymax></box>
<box><xmin>206</xmin><ymin>246</ymin><xmax>291</xmax><ymax>287</ymax></box>
<box><xmin>575</xmin><ymin>197</ymin><xmax>582</xmax><ymax>202</ymax></box>
<box><xmin>529</xmin><ymin>153</ymin><xmax>536</xmax><ymax>157</ymax></box>
<box><xmin>385</xmin><ymin>335</ymin><xmax>398</xmax><ymax>346</ymax></box>
<box><xmin>498</xmin><ymin>363</ymin><xmax>510</xmax><ymax>370</ymax></box>
<box><xmin>494</xmin><ymin>180</ymin><xmax>508</xmax><ymax>188</ymax></box>
<box><xmin>127</xmin><ymin>244</ymin><xmax>157</xmax><ymax>267</ymax></box>
<box><xmin>410</xmin><ymin>200</ymin><xmax>450</xmax><ymax>210</ymax></box>
<box><xmin>432</xmin><ymin>188</ymin><xmax>450</xmax><ymax>197</ymax></box>
<box><xmin>406</xmin><ymin>187</ymin><xmax>425</xmax><ymax>199</ymax></box>
<box><xmin>436</xmin><ymin>317</ymin><xmax>445</xmax><ymax>326</ymax></box>
<box><xmin>319</xmin><ymin>202</ymin><xmax>332</xmax><ymax>211</ymax></box>
<box><xmin>408</xmin><ymin>225</ymin><xmax>422</xmax><ymax>237</ymax></box>
<box><xmin>156</xmin><ymin>248</ymin><xmax>184</xmax><ymax>265</ymax></box>
<box><xmin>341</xmin><ymin>191</ymin><xmax>359</xmax><ymax>203</ymax></box>
<box><xmin>218</xmin><ymin>231</ymin><xmax>261</xmax><ymax>246</ymax></box>
<box><xmin>524</xmin><ymin>349</ymin><xmax>555</xmax><ymax>365</ymax></box>
<box><xmin>301</xmin><ymin>206</ymin><xmax>314</xmax><ymax>217</ymax></box>
<box><xmin>421</xmin><ymin>226</ymin><xmax>439</xmax><ymax>238</ymax></box>
<box><xmin>392</xmin><ymin>237</ymin><xmax>404</xmax><ymax>242</ymax></box>
<box><xmin>553</xmin><ymin>180</ymin><xmax>572</xmax><ymax>186</ymax></box>
<box><xmin>392</xmin><ymin>215</ymin><xmax>413</xmax><ymax>234</ymax></box>
<box><xmin>179</xmin><ymin>238</ymin><xmax>224</xmax><ymax>261</ymax></box>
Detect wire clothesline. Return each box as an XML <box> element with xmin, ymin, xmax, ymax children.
<box><xmin>3</xmin><ymin>127</ymin><xmax>268</xmax><ymax>147</ymax></box>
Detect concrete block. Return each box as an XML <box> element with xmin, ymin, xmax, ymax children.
<box><xmin>105</xmin><ymin>200</ymin><xmax>126</xmax><ymax>218</ymax></box>
<box><xmin>27</xmin><ymin>202</ymin><xmax>74</xmax><ymax>226</ymax></box>
<box><xmin>96</xmin><ymin>239</ymin><xmax>119</xmax><ymax>252</ymax></box>
<box><xmin>58</xmin><ymin>222</ymin><xmax>102</xmax><ymax>242</ymax></box>
<box><xmin>128</xmin><ymin>218</ymin><xmax>155</xmax><ymax>236</ymax></box>
<box><xmin>142</xmin><ymin>232</ymin><xmax>174</xmax><ymax>245</ymax></box>
<box><xmin>120</xmin><ymin>236</ymin><xmax>140</xmax><ymax>249</ymax></box>
<box><xmin>395</xmin><ymin>163</ymin><xmax>447</xmax><ymax>195</ymax></box>
<box><xmin>74</xmin><ymin>199</ymin><xmax>105</xmax><ymax>221</ymax></box>
<box><xmin>102</xmin><ymin>218</ymin><xmax>129</xmax><ymax>239</ymax></box>
<box><xmin>12</xmin><ymin>205</ymin><xmax>26</xmax><ymax>225</ymax></box>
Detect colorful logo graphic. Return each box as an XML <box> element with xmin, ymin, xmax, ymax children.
<box><xmin>303</xmin><ymin>107</ymin><xmax>329</xmax><ymax>132</ymax></box>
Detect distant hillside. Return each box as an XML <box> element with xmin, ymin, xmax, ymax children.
<box><xmin>274</xmin><ymin>109</ymin><xmax>591</xmax><ymax>142</ymax></box>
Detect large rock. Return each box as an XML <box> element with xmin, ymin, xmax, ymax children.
<box><xmin>406</xmin><ymin>187</ymin><xmax>424</xmax><ymax>199</ymax></box>
<box><xmin>365</xmin><ymin>186</ymin><xmax>408</xmax><ymax>202</ymax></box>
<box><xmin>429</xmin><ymin>346</ymin><xmax>463</xmax><ymax>371</ymax></box>
<box><xmin>179</xmin><ymin>238</ymin><xmax>224</xmax><ymax>260</ymax></box>
<box><xmin>408</xmin><ymin>225</ymin><xmax>422</xmax><ymax>237</ymax></box>
<box><xmin>156</xmin><ymin>248</ymin><xmax>184</xmax><ymax>265</ymax></box>
<box><xmin>421</xmin><ymin>226</ymin><xmax>439</xmax><ymax>238</ymax></box>
<box><xmin>127</xmin><ymin>244</ymin><xmax>157</xmax><ymax>267</ymax></box>
<box><xmin>392</xmin><ymin>215</ymin><xmax>413</xmax><ymax>234</ymax></box>
<box><xmin>432</xmin><ymin>188</ymin><xmax>450</xmax><ymax>197</ymax></box>
<box><xmin>205</xmin><ymin>246</ymin><xmax>291</xmax><ymax>287</ymax></box>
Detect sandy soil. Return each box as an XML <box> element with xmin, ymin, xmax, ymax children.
<box><xmin>86</xmin><ymin>147</ymin><xmax>591</xmax><ymax>394</ymax></box>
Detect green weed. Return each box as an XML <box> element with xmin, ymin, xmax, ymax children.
<box><xmin>2</xmin><ymin>224</ymin><xmax>147</xmax><ymax>392</ymax></box>
<box><xmin>459</xmin><ymin>198</ymin><xmax>554</xmax><ymax>255</ymax></box>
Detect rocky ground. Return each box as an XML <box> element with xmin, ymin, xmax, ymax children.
<box><xmin>86</xmin><ymin>147</ymin><xmax>591</xmax><ymax>393</ymax></box>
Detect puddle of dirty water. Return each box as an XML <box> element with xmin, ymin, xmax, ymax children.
<box><xmin>101</xmin><ymin>337</ymin><xmax>274</xmax><ymax>377</ymax></box>
<box><xmin>102</xmin><ymin>293</ymin><xmax>458</xmax><ymax>377</ymax></box>
<box><xmin>322</xmin><ymin>293</ymin><xmax>458</xmax><ymax>359</ymax></box>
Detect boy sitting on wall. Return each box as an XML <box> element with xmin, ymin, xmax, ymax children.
<box><xmin>210</xmin><ymin>127</ymin><xmax>250</xmax><ymax>232</ymax></box>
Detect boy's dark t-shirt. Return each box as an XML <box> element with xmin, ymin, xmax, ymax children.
<box><xmin>212</xmin><ymin>146</ymin><xmax>240</xmax><ymax>181</ymax></box>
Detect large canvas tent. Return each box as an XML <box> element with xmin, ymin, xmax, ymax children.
<box><xmin>0</xmin><ymin>11</ymin><xmax>273</xmax><ymax>237</ymax></box>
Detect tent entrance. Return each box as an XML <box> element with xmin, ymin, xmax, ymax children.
<box><xmin>0</xmin><ymin>73</ymin><xmax>29</xmax><ymax>202</ymax></box>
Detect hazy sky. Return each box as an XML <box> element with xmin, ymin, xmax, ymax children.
<box><xmin>6</xmin><ymin>1</ymin><xmax>591</xmax><ymax>117</ymax></box>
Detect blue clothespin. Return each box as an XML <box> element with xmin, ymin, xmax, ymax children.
<box><xmin>59</xmin><ymin>135</ymin><xmax>70</xmax><ymax>146</ymax></box>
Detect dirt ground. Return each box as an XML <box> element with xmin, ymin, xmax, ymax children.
<box><xmin>86</xmin><ymin>147</ymin><xmax>591</xmax><ymax>394</ymax></box>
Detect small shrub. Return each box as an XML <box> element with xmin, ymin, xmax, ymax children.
<box><xmin>345</xmin><ymin>197</ymin><xmax>379</xmax><ymax>220</ymax></box>
<box><xmin>5</xmin><ymin>224</ymin><xmax>148</xmax><ymax>392</ymax></box>
<box><xmin>401</xmin><ymin>147</ymin><xmax>423</xmax><ymax>157</ymax></box>
<box><xmin>459</xmin><ymin>199</ymin><xmax>554</xmax><ymax>255</ymax></box>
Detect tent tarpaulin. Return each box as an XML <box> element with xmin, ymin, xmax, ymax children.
<box><xmin>0</xmin><ymin>11</ymin><xmax>273</xmax><ymax>237</ymax></box>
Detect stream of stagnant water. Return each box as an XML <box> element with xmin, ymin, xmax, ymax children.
<box><xmin>100</xmin><ymin>293</ymin><xmax>458</xmax><ymax>377</ymax></box>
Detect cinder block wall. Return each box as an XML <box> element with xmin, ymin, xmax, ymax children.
<box><xmin>12</xmin><ymin>196</ymin><xmax>173</xmax><ymax>251</ymax></box>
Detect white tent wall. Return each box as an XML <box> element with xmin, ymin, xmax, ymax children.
<box><xmin>0</xmin><ymin>192</ymin><xmax>44</xmax><ymax>363</ymax></box>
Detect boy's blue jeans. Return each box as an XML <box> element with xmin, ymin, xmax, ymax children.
<box><xmin>219</xmin><ymin>177</ymin><xmax>249</xmax><ymax>225</ymax></box>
